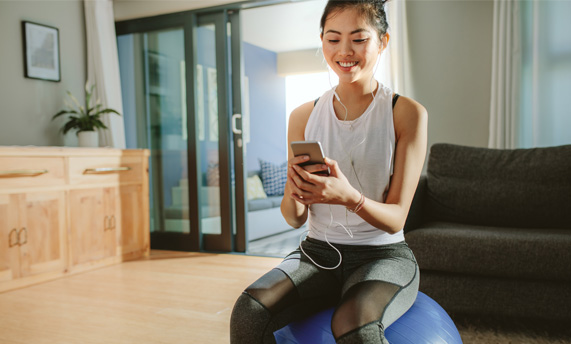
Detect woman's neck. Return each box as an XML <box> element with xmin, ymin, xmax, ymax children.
<box><xmin>335</xmin><ymin>79</ymin><xmax>378</xmax><ymax>103</ymax></box>
<box><xmin>333</xmin><ymin>79</ymin><xmax>379</xmax><ymax>121</ymax></box>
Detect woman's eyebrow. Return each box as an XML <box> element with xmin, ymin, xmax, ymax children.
<box><xmin>324</xmin><ymin>28</ymin><xmax>368</xmax><ymax>35</ymax></box>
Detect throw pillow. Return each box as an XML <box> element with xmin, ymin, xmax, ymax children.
<box><xmin>246</xmin><ymin>175</ymin><xmax>267</xmax><ymax>200</ymax></box>
<box><xmin>207</xmin><ymin>163</ymin><xmax>219</xmax><ymax>186</ymax></box>
<box><xmin>259</xmin><ymin>159</ymin><xmax>287</xmax><ymax>197</ymax></box>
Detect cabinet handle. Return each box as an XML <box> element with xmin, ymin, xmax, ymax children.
<box><xmin>104</xmin><ymin>215</ymin><xmax>116</xmax><ymax>231</ymax></box>
<box><xmin>104</xmin><ymin>215</ymin><xmax>110</xmax><ymax>231</ymax></box>
<box><xmin>84</xmin><ymin>167</ymin><xmax>131</xmax><ymax>174</ymax></box>
<box><xmin>17</xmin><ymin>227</ymin><xmax>28</xmax><ymax>246</ymax></box>
<box><xmin>0</xmin><ymin>169</ymin><xmax>49</xmax><ymax>177</ymax></box>
<box><xmin>9</xmin><ymin>228</ymin><xmax>19</xmax><ymax>247</ymax></box>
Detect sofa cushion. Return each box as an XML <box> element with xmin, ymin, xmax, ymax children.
<box><xmin>246</xmin><ymin>175</ymin><xmax>267</xmax><ymax>200</ymax></box>
<box><xmin>405</xmin><ymin>222</ymin><xmax>571</xmax><ymax>282</ymax></box>
<box><xmin>259</xmin><ymin>159</ymin><xmax>287</xmax><ymax>197</ymax></box>
<box><xmin>426</xmin><ymin>143</ymin><xmax>571</xmax><ymax>228</ymax></box>
<box><xmin>247</xmin><ymin>195</ymin><xmax>282</xmax><ymax>212</ymax></box>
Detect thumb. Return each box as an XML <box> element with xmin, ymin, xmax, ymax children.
<box><xmin>324</xmin><ymin>157</ymin><xmax>340</xmax><ymax>177</ymax></box>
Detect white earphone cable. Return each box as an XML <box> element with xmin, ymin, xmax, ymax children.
<box><xmin>300</xmin><ymin>71</ymin><xmax>379</xmax><ymax>270</ymax></box>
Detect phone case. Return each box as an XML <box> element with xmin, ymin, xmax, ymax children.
<box><xmin>291</xmin><ymin>141</ymin><xmax>329</xmax><ymax>175</ymax></box>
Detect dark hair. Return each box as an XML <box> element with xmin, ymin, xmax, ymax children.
<box><xmin>320</xmin><ymin>0</ymin><xmax>390</xmax><ymax>41</ymax></box>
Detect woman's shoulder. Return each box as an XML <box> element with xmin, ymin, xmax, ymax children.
<box><xmin>392</xmin><ymin>95</ymin><xmax>428</xmax><ymax>138</ymax></box>
<box><xmin>290</xmin><ymin>100</ymin><xmax>315</xmax><ymax>123</ymax></box>
<box><xmin>288</xmin><ymin>100</ymin><xmax>316</xmax><ymax>141</ymax></box>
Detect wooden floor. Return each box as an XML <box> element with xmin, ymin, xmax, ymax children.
<box><xmin>0</xmin><ymin>252</ymin><xmax>281</xmax><ymax>344</ymax></box>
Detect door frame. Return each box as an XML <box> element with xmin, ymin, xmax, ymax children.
<box><xmin>115</xmin><ymin>0</ymin><xmax>304</xmax><ymax>253</ymax></box>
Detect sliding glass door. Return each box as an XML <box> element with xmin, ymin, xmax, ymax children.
<box><xmin>194</xmin><ymin>10</ymin><xmax>247</xmax><ymax>252</ymax></box>
<box><xmin>117</xmin><ymin>9</ymin><xmax>246</xmax><ymax>252</ymax></box>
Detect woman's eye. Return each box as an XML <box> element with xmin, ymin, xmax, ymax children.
<box><xmin>354</xmin><ymin>39</ymin><xmax>368</xmax><ymax>43</ymax></box>
<box><xmin>328</xmin><ymin>40</ymin><xmax>339</xmax><ymax>43</ymax></box>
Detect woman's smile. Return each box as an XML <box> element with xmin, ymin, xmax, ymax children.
<box><xmin>338</xmin><ymin>61</ymin><xmax>359</xmax><ymax>70</ymax></box>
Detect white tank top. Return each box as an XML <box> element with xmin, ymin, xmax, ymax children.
<box><xmin>304</xmin><ymin>83</ymin><xmax>405</xmax><ymax>245</ymax></box>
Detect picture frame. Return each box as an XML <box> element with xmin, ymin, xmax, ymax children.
<box><xmin>22</xmin><ymin>21</ymin><xmax>60</xmax><ymax>82</ymax></box>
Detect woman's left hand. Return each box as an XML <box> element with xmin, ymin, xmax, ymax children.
<box><xmin>289</xmin><ymin>157</ymin><xmax>361</xmax><ymax>207</ymax></box>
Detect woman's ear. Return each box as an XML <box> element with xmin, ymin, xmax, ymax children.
<box><xmin>380</xmin><ymin>33</ymin><xmax>390</xmax><ymax>52</ymax></box>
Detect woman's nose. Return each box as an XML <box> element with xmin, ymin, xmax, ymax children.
<box><xmin>338</xmin><ymin>40</ymin><xmax>353</xmax><ymax>56</ymax></box>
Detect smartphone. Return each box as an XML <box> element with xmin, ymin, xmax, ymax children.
<box><xmin>291</xmin><ymin>141</ymin><xmax>329</xmax><ymax>176</ymax></box>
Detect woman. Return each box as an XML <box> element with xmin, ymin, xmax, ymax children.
<box><xmin>230</xmin><ymin>0</ymin><xmax>427</xmax><ymax>343</ymax></box>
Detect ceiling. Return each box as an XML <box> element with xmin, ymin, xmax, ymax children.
<box><xmin>241</xmin><ymin>0</ymin><xmax>327</xmax><ymax>53</ymax></box>
<box><xmin>114</xmin><ymin>0</ymin><xmax>327</xmax><ymax>53</ymax></box>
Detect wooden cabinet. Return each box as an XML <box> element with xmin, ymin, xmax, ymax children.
<box><xmin>0</xmin><ymin>147</ymin><xmax>150</xmax><ymax>293</ymax></box>
<box><xmin>68</xmin><ymin>187</ymin><xmax>117</xmax><ymax>268</ymax></box>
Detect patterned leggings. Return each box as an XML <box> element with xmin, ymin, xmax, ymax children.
<box><xmin>230</xmin><ymin>238</ymin><xmax>419</xmax><ymax>343</ymax></box>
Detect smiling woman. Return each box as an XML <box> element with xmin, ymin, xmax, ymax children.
<box><xmin>230</xmin><ymin>0</ymin><xmax>428</xmax><ymax>343</ymax></box>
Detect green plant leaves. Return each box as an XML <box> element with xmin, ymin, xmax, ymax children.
<box><xmin>52</xmin><ymin>81</ymin><xmax>121</xmax><ymax>135</ymax></box>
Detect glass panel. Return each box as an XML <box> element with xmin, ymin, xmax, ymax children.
<box><xmin>196</xmin><ymin>23</ymin><xmax>222</xmax><ymax>235</ymax></box>
<box><xmin>117</xmin><ymin>28</ymin><xmax>190</xmax><ymax>236</ymax></box>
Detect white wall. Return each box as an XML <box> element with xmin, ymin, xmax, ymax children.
<box><xmin>407</xmin><ymin>0</ymin><xmax>493</xmax><ymax>149</ymax></box>
<box><xmin>0</xmin><ymin>0</ymin><xmax>86</xmax><ymax>147</ymax></box>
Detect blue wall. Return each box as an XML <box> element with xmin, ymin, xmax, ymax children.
<box><xmin>243</xmin><ymin>42</ymin><xmax>287</xmax><ymax>171</ymax></box>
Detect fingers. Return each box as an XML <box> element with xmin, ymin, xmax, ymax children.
<box><xmin>292</xmin><ymin>164</ymin><xmax>322</xmax><ymax>184</ymax></box>
<box><xmin>288</xmin><ymin>155</ymin><xmax>328</xmax><ymax>175</ymax></box>
<box><xmin>288</xmin><ymin>155</ymin><xmax>310</xmax><ymax>167</ymax></box>
<box><xmin>287</xmin><ymin>174</ymin><xmax>313</xmax><ymax>204</ymax></box>
<box><xmin>301</xmin><ymin>163</ymin><xmax>329</xmax><ymax>175</ymax></box>
<box><xmin>324</xmin><ymin>157</ymin><xmax>340</xmax><ymax>178</ymax></box>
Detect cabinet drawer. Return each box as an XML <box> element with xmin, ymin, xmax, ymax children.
<box><xmin>0</xmin><ymin>157</ymin><xmax>65</xmax><ymax>189</ymax></box>
<box><xmin>69</xmin><ymin>156</ymin><xmax>142</xmax><ymax>185</ymax></box>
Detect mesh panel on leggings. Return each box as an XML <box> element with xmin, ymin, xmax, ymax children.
<box><xmin>332</xmin><ymin>280</ymin><xmax>400</xmax><ymax>340</ymax></box>
<box><xmin>245</xmin><ymin>268</ymin><xmax>300</xmax><ymax>313</ymax></box>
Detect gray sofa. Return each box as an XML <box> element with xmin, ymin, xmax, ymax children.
<box><xmin>404</xmin><ymin>143</ymin><xmax>571</xmax><ymax>321</ymax></box>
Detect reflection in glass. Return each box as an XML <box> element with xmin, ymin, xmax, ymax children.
<box><xmin>197</xmin><ymin>23</ymin><xmax>222</xmax><ymax>235</ymax></box>
<box><xmin>117</xmin><ymin>28</ymin><xmax>190</xmax><ymax>235</ymax></box>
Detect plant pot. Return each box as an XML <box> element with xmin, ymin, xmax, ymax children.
<box><xmin>77</xmin><ymin>131</ymin><xmax>99</xmax><ymax>148</ymax></box>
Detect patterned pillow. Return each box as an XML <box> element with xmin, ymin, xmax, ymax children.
<box><xmin>259</xmin><ymin>159</ymin><xmax>287</xmax><ymax>197</ymax></box>
<box><xmin>246</xmin><ymin>175</ymin><xmax>267</xmax><ymax>200</ymax></box>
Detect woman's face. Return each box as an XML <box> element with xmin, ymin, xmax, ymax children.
<box><xmin>321</xmin><ymin>7</ymin><xmax>385</xmax><ymax>85</ymax></box>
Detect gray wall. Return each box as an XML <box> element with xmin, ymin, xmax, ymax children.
<box><xmin>0</xmin><ymin>0</ymin><xmax>86</xmax><ymax>147</ymax></box>
<box><xmin>407</xmin><ymin>0</ymin><xmax>493</xmax><ymax>149</ymax></box>
<box><xmin>0</xmin><ymin>0</ymin><xmax>493</xmax><ymax>149</ymax></box>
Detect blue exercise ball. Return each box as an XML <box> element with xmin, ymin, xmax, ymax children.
<box><xmin>274</xmin><ymin>291</ymin><xmax>463</xmax><ymax>344</ymax></box>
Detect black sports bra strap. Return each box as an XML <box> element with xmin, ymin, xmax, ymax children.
<box><xmin>316</xmin><ymin>94</ymin><xmax>399</xmax><ymax>108</ymax></box>
<box><xmin>392</xmin><ymin>93</ymin><xmax>400</xmax><ymax>109</ymax></box>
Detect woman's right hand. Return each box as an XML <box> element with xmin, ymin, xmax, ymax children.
<box><xmin>287</xmin><ymin>155</ymin><xmax>309</xmax><ymax>202</ymax></box>
<box><xmin>287</xmin><ymin>155</ymin><xmax>329</xmax><ymax>201</ymax></box>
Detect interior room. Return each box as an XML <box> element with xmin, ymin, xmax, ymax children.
<box><xmin>1</xmin><ymin>0</ymin><xmax>570</xmax><ymax>343</ymax></box>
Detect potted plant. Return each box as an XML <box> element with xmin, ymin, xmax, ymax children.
<box><xmin>52</xmin><ymin>81</ymin><xmax>121</xmax><ymax>147</ymax></box>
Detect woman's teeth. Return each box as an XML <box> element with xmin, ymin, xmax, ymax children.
<box><xmin>339</xmin><ymin>61</ymin><xmax>357</xmax><ymax>67</ymax></box>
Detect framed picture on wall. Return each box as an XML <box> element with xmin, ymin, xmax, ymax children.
<box><xmin>22</xmin><ymin>21</ymin><xmax>60</xmax><ymax>82</ymax></box>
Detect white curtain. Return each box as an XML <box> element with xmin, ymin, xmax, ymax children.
<box><xmin>84</xmin><ymin>0</ymin><xmax>126</xmax><ymax>148</ymax></box>
<box><xmin>377</xmin><ymin>0</ymin><xmax>413</xmax><ymax>98</ymax></box>
<box><xmin>518</xmin><ymin>0</ymin><xmax>571</xmax><ymax>148</ymax></box>
<box><xmin>491</xmin><ymin>0</ymin><xmax>571</xmax><ymax>149</ymax></box>
<box><xmin>488</xmin><ymin>0</ymin><xmax>521</xmax><ymax>149</ymax></box>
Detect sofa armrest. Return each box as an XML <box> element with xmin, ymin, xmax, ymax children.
<box><xmin>404</xmin><ymin>175</ymin><xmax>427</xmax><ymax>233</ymax></box>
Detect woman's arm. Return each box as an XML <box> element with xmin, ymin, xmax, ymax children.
<box><xmin>290</xmin><ymin>96</ymin><xmax>428</xmax><ymax>234</ymax></box>
<box><xmin>280</xmin><ymin>100</ymin><xmax>315</xmax><ymax>228</ymax></box>
<box><xmin>355</xmin><ymin>96</ymin><xmax>428</xmax><ymax>233</ymax></box>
